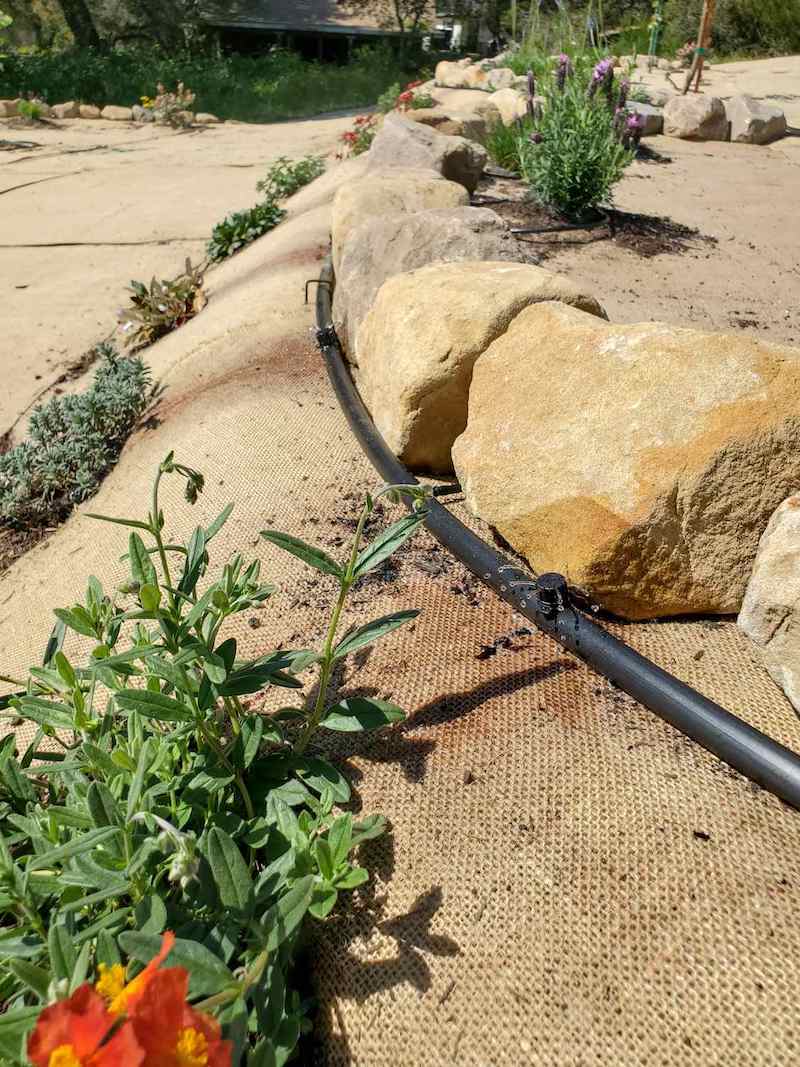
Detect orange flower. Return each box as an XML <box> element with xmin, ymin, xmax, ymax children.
<box><xmin>27</xmin><ymin>985</ymin><xmax>144</xmax><ymax>1067</ymax></box>
<box><xmin>129</xmin><ymin>967</ymin><xmax>232</xmax><ymax>1067</ymax></box>
<box><xmin>95</xmin><ymin>931</ymin><xmax>175</xmax><ymax>1017</ymax></box>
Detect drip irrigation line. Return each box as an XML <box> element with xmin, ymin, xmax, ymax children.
<box><xmin>313</xmin><ymin>259</ymin><xmax>800</xmax><ymax>811</ymax></box>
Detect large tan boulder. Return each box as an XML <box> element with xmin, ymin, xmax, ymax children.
<box><xmin>738</xmin><ymin>496</ymin><xmax>800</xmax><ymax>711</ymax></box>
<box><xmin>335</xmin><ymin>207</ymin><xmax>523</xmax><ymax>362</ymax></box>
<box><xmin>331</xmin><ymin>169</ymin><xmax>468</xmax><ymax>274</ymax></box>
<box><xmin>79</xmin><ymin>104</ymin><xmax>101</xmax><ymax>119</ymax></box>
<box><xmin>356</xmin><ymin>264</ymin><xmax>606</xmax><ymax>473</ymax></box>
<box><xmin>435</xmin><ymin>58</ymin><xmax>473</xmax><ymax>89</ymax></box>
<box><xmin>101</xmin><ymin>105</ymin><xmax>133</xmax><ymax>121</ymax></box>
<box><xmin>487</xmin><ymin>67</ymin><xmax>516</xmax><ymax>91</ymax></box>
<box><xmin>52</xmin><ymin>101</ymin><xmax>80</xmax><ymax>119</ymax></box>
<box><xmin>0</xmin><ymin>99</ymin><xmax>18</xmax><ymax>118</ymax></box>
<box><xmin>727</xmin><ymin>94</ymin><xmax>786</xmax><ymax>145</ymax></box>
<box><xmin>663</xmin><ymin>94</ymin><xmax>728</xmax><ymax>141</ymax></box>
<box><xmin>490</xmin><ymin>87</ymin><xmax>528</xmax><ymax>125</ymax></box>
<box><xmin>463</xmin><ymin>65</ymin><xmax>492</xmax><ymax>91</ymax></box>
<box><xmin>368</xmin><ymin>112</ymin><xmax>487</xmax><ymax>194</ymax></box>
<box><xmin>452</xmin><ymin>302</ymin><xmax>800</xmax><ymax>619</ymax></box>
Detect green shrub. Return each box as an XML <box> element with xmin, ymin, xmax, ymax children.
<box><xmin>207</xmin><ymin>200</ymin><xmax>286</xmax><ymax>263</ymax></box>
<box><xmin>119</xmin><ymin>259</ymin><xmax>205</xmax><ymax>349</ymax></box>
<box><xmin>377</xmin><ymin>80</ymin><xmax>402</xmax><ymax>113</ymax></box>
<box><xmin>481</xmin><ymin>115</ymin><xmax>533</xmax><ymax>172</ymax></box>
<box><xmin>17</xmin><ymin>99</ymin><xmax>42</xmax><ymax>121</ymax></box>
<box><xmin>0</xmin><ymin>455</ymin><xmax>427</xmax><ymax>1064</ymax></box>
<box><xmin>255</xmin><ymin>155</ymin><xmax>326</xmax><ymax>201</ymax></box>
<box><xmin>0</xmin><ymin>345</ymin><xmax>150</xmax><ymax>528</ymax></box>
<box><xmin>520</xmin><ymin>58</ymin><xmax>635</xmax><ymax>221</ymax></box>
<box><xmin>0</xmin><ymin>44</ymin><xmax>416</xmax><ymax>124</ymax></box>
<box><xmin>409</xmin><ymin>92</ymin><xmax>435</xmax><ymax>109</ymax></box>
<box><xmin>663</xmin><ymin>0</ymin><xmax>800</xmax><ymax>56</ymax></box>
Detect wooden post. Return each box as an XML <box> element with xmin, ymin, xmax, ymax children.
<box><xmin>682</xmin><ymin>0</ymin><xmax>716</xmax><ymax>94</ymax></box>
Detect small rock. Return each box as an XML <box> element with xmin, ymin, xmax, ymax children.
<box><xmin>52</xmin><ymin>101</ymin><xmax>80</xmax><ymax>119</ymax></box>
<box><xmin>435</xmin><ymin>58</ymin><xmax>473</xmax><ymax>89</ymax></box>
<box><xmin>663</xmin><ymin>94</ymin><xmax>728</xmax><ymax>141</ymax></box>
<box><xmin>0</xmin><ymin>99</ymin><xmax>19</xmax><ymax>118</ymax></box>
<box><xmin>727</xmin><ymin>94</ymin><xmax>786</xmax><ymax>145</ymax></box>
<box><xmin>131</xmin><ymin>103</ymin><xmax>155</xmax><ymax>123</ymax></box>
<box><xmin>627</xmin><ymin>101</ymin><xmax>663</xmax><ymax>136</ymax></box>
<box><xmin>739</xmin><ymin>495</ymin><xmax>800</xmax><ymax>711</ymax></box>
<box><xmin>100</xmin><ymin>104</ymin><xmax>133</xmax><ymax>121</ymax></box>
<box><xmin>79</xmin><ymin>104</ymin><xmax>101</xmax><ymax>119</ymax></box>
<box><xmin>463</xmin><ymin>65</ymin><xmax>493</xmax><ymax>91</ymax></box>
<box><xmin>195</xmin><ymin>112</ymin><xmax>221</xmax><ymax>124</ymax></box>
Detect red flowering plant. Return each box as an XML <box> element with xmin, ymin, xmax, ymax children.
<box><xmin>0</xmin><ymin>456</ymin><xmax>428</xmax><ymax>1064</ymax></box>
<box><xmin>336</xmin><ymin>113</ymin><xmax>380</xmax><ymax>158</ymax></box>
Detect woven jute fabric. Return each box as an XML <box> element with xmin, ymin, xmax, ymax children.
<box><xmin>1</xmin><ymin>167</ymin><xmax>798</xmax><ymax>1066</ymax></box>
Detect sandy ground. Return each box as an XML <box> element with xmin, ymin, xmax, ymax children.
<box><xmin>0</xmin><ymin>110</ymin><xmax>354</xmax><ymax>439</ymax></box>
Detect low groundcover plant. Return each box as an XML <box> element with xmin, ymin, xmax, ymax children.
<box><xmin>0</xmin><ymin>453</ymin><xmax>427</xmax><ymax>1065</ymax></box>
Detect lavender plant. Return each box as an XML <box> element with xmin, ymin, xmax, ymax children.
<box><xmin>520</xmin><ymin>56</ymin><xmax>635</xmax><ymax>221</ymax></box>
<box><xmin>0</xmin><ymin>455</ymin><xmax>428</xmax><ymax>1063</ymax></box>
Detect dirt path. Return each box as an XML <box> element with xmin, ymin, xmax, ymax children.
<box><xmin>0</xmin><ymin>110</ymin><xmax>354</xmax><ymax>439</ymax></box>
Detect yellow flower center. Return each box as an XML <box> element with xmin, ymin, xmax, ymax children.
<box><xmin>49</xmin><ymin>1046</ymin><xmax>83</xmax><ymax>1067</ymax></box>
<box><xmin>175</xmin><ymin>1027</ymin><xmax>209</xmax><ymax>1067</ymax></box>
<box><xmin>95</xmin><ymin>962</ymin><xmax>126</xmax><ymax>1009</ymax></box>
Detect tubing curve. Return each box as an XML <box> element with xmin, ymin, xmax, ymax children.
<box><xmin>314</xmin><ymin>260</ymin><xmax>800</xmax><ymax>811</ymax></box>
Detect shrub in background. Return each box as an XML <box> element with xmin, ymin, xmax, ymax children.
<box><xmin>255</xmin><ymin>155</ymin><xmax>326</xmax><ymax>201</ymax></box>
<box><xmin>0</xmin><ymin>345</ymin><xmax>151</xmax><ymax>528</ymax></box>
<box><xmin>0</xmin><ymin>454</ymin><xmax>428</xmax><ymax>1065</ymax></box>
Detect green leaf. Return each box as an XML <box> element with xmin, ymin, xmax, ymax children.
<box><xmin>0</xmin><ymin>1006</ymin><xmax>40</xmax><ymax>1063</ymax></box>
<box><xmin>206</xmin><ymin>827</ymin><xmax>253</xmax><ymax>914</ymax></box>
<box><xmin>179</xmin><ymin>526</ymin><xmax>207</xmax><ymax>596</ymax></box>
<box><xmin>336</xmin><ymin>866</ymin><xmax>369</xmax><ymax>890</ymax></box>
<box><xmin>69</xmin><ymin>940</ymin><xmax>92</xmax><ymax>992</ymax></box>
<box><xmin>9</xmin><ymin>959</ymin><xmax>50</xmax><ymax>1000</ymax></box>
<box><xmin>315</xmin><ymin>838</ymin><xmax>334</xmax><ymax>881</ymax></box>
<box><xmin>15</xmin><ymin>695</ymin><xmax>74</xmax><ymax>732</ymax></box>
<box><xmin>43</xmin><ymin>619</ymin><xmax>67</xmax><ymax>666</ymax></box>
<box><xmin>30</xmin><ymin>826</ymin><xmax>120</xmax><ymax>871</ymax></box>
<box><xmin>333</xmin><ymin>610</ymin><xmax>419</xmax><ymax>660</ymax></box>
<box><xmin>115</xmin><ymin>689</ymin><xmax>190</xmax><ymax>722</ymax></box>
<box><xmin>96</xmin><ymin>929</ymin><xmax>121</xmax><ymax>967</ymax></box>
<box><xmin>129</xmin><ymin>532</ymin><xmax>158</xmax><ymax>587</ymax></box>
<box><xmin>351</xmin><ymin>813</ymin><xmax>387</xmax><ymax>846</ymax></box>
<box><xmin>263</xmin><ymin>876</ymin><xmax>315</xmax><ymax>953</ymax></box>
<box><xmin>328</xmin><ymin>813</ymin><xmax>353</xmax><ymax>866</ymax></box>
<box><xmin>48</xmin><ymin>923</ymin><xmax>76</xmax><ymax>981</ymax></box>
<box><xmin>139</xmin><ymin>584</ymin><xmax>162</xmax><ymax>612</ymax></box>
<box><xmin>118</xmin><ymin>932</ymin><xmax>235</xmax><ymax>997</ymax></box>
<box><xmin>321</xmin><ymin>696</ymin><xmax>405</xmax><ymax>733</ymax></box>
<box><xmin>53</xmin><ymin>606</ymin><xmax>96</xmax><ymax>639</ymax></box>
<box><xmin>0</xmin><ymin>935</ymin><xmax>44</xmax><ymax>960</ymax></box>
<box><xmin>205</xmin><ymin>502</ymin><xmax>234</xmax><ymax>541</ymax></box>
<box><xmin>54</xmin><ymin>651</ymin><xmax>77</xmax><ymax>689</ymax></box>
<box><xmin>86</xmin><ymin>512</ymin><xmax>152</xmax><ymax>531</ymax></box>
<box><xmin>295</xmin><ymin>757</ymin><xmax>350</xmax><ymax>803</ymax></box>
<box><xmin>260</xmin><ymin>531</ymin><xmax>342</xmax><ymax>577</ymax></box>
<box><xmin>82</xmin><ymin>743</ymin><xmax>122</xmax><ymax>779</ymax></box>
<box><xmin>353</xmin><ymin>512</ymin><xmax>426</xmax><ymax>577</ymax></box>
<box><xmin>127</xmin><ymin>739</ymin><xmax>152</xmax><ymax>818</ymax></box>
<box><xmin>135</xmin><ymin>893</ymin><xmax>168</xmax><ymax>935</ymax></box>
<box><xmin>87</xmin><ymin>781</ymin><xmax>121</xmax><ymax>828</ymax></box>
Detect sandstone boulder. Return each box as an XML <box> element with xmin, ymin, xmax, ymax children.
<box><xmin>627</xmin><ymin>101</ymin><xmax>663</xmax><ymax>136</ymax></box>
<box><xmin>356</xmin><ymin>263</ymin><xmax>606</xmax><ymax>473</ymax></box>
<box><xmin>331</xmin><ymin>170</ymin><xmax>468</xmax><ymax>273</ymax></box>
<box><xmin>368</xmin><ymin>113</ymin><xmax>487</xmax><ymax>194</ymax></box>
<box><xmin>195</xmin><ymin>112</ymin><xmax>222</xmax><ymax>124</ymax></box>
<box><xmin>79</xmin><ymin>104</ymin><xmax>101</xmax><ymax>119</ymax></box>
<box><xmin>490</xmin><ymin>87</ymin><xmax>528</xmax><ymax>125</ymax></box>
<box><xmin>452</xmin><ymin>301</ymin><xmax>800</xmax><ymax>619</ymax></box>
<box><xmin>52</xmin><ymin>101</ymin><xmax>80</xmax><ymax>119</ymax></box>
<box><xmin>727</xmin><ymin>94</ymin><xmax>786</xmax><ymax>145</ymax></box>
<box><xmin>435</xmin><ymin>58</ymin><xmax>473</xmax><ymax>88</ymax></box>
<box><xmin>487</xmin><ymin>67</ymin><xmax>516</xmax><ymax>91</ymax></box>
<box><xmin>739</xmin><ymin>496</ymin><xmax>800</xmax><ymax>711</ymax></box>
<box><xmin>402</xmin><ymin>106</ymin><xmax>490</xmax><ymax>142</ymax></box>
<box><xmin>0</xmin><ymin>99</ymin><xmax>19</xmax><ymax>118</ymax></box>
<box><xmin>335</xmin><ymin>207</ymin><xmax>524</xmax><ymax>361</ymax></box>
<box><xmin>463</xmin><ymin>65</ymin><xmax>492</xmax><ymax>91</ymax></box>
<box><xmin>663</xmin><ymin>94</ymin><xmax>728</xmax><ymax>140</ymax></box>
<box><xmin>101</xmin><ymin>105</ymin><xmax>133</xmax><ymax>121</ymax></box>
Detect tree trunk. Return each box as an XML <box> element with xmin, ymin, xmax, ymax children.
<box><xmin>58</xmin><ymin>0</ymin><xmax>102</xmax><ymax>48</ymax></box>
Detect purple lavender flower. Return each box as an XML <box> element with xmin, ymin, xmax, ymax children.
<box><xmin>588</xmin><ymin>56</ymin><xmax>615</xmax><ymax>102</ymax></box>
<box><xmin>526</xmin><ymin>69</ymin><xmax>536</xmax><ymax>121</ymax></box>
<box><xmin>617</xmin><ymin>77</ymin><xmax>630</xmax><ymax>110</ymax></box>
<box><xmin>555</xmin><ymin>53</ymin><xmax>572</xmax><ymax>92</ymax></box>
<box><xmin>622</xmin><ymin>111</ymin><xmax>645</xmax><ymax>148</ymax></box>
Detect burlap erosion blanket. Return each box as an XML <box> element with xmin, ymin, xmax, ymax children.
<box><xmin>1</xmin><ymin>159</ymin><xmax>798</xmax><ymax>1065</ymax></box>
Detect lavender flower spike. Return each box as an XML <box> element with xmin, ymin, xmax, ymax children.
<box><xmin>526</xmin><ymin>69</ymin><xmax>536</xmax><ymax>121</ymax></box>
<box><xmin>617</xmin><ymin>77</ymin><xmax>630</xmax><ymax>110</ymax></box>
<box><xmin>556</xmin><ymin>53</ymin><xmax>572</xmax><ymax>92</ymax></box>
<box><xmin>588</xmin><ymin>56</ymin><xmax>615</xmax><ymax>100</ymax></box>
